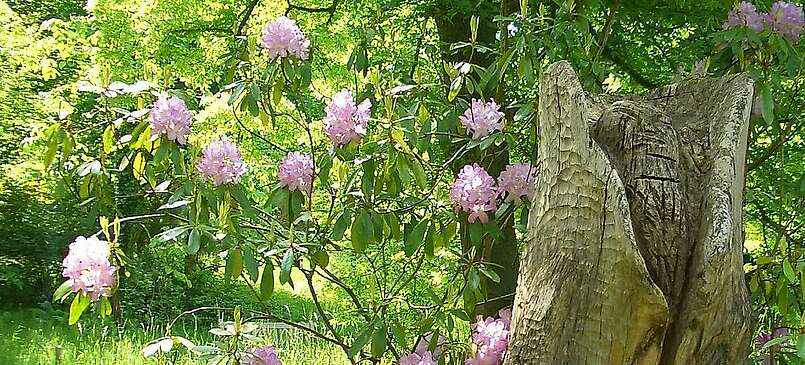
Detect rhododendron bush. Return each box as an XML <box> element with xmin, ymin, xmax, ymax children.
<box><xmin>22</xmin><ymin>0</ymin><xmax>803</xmax><ymax>363</ymax></box>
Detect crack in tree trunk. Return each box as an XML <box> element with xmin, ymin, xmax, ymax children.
<box><xmin>505</xmin><ymin>61</ymin><xmax>753</xmax><ymax>364</ymax></box>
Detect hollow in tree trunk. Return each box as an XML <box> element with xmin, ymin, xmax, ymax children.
<box><xmin>505</xmin><ymin>61</ymin><xmax>753</xmax><ymax>364</ymax></box>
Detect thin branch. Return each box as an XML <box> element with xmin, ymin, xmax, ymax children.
<box><xmin>285</xmin><ymin>0</ymin><xmax>340</xmax><ymax>24</ymax></box>
<box><xmin>235</xmin><ymin>0</ymin><xmax>261</xmax><ymax>36</ymax></box>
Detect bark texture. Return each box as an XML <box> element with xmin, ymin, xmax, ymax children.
<box><xmin>505</xmin><ymin>61</ymin><xmax>753</xmax><ymax>364</ymax></box>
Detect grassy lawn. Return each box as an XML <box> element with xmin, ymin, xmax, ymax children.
<box><xmin>0</xmin><ymin>308</ymin><xmax>349</xmax><ymax>364</ymax></box>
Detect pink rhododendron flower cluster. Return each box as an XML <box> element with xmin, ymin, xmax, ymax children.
<box><xmin>450</xmin><ymin>164</ymin><xmax>498</xmax><ymax>224</ymax></box>
<box><xmin>242</xmin><ymin>345</ymin><xmax>282</xmax><ymax>365</ymax></box>
<box><xmin>459</xmin><ymin>99</ymin><xmax>505</xmax><ymax>139</ymax></box>
<box><xmin>756</xmin><ymin>328</ymin><xmax>789</xmax><ymax>365</ymax></box>
<box><xmin>725</xmin><ymin>2</ymin><xmax>765</xmax><ymax>31</ymax></box>
<box><xmin>278</xmin><ymin>152</ymin><xmax>314</xmax><ymax>192</ymax></box>
<box><xmin>261</xmin><ymin>16</ymin><xmax>310</xmax><ymax>60</ymax></box>
<box><xmin>414</xmin><ymin>333</ymin><xmax>445</xmax><ymax>359</ymax></box>
<box><xmin>197</xmin><ymin>136</ymin><xmax>248</xmax><ymax>186</ymax></box>
<box><xmin>398</xmin><ymin>351</ymin><xmax>436</xmax><ymax>365</ymax></box>
<box><xmin>324</xmin><ymin>90</ymin><xmax>372</xmax><ymax>146</ymax></box>
<box><xmin>149</xmin><ymin>95</ymin><xmax>192</xmax><ymax>145</ymax></box>
<box><xmin>725</xmin><ymin>1</ymin><xmax>804</xmax><ymax>42</ymax></box>
<box><xmin>465</xmin><ymin>308</ymin><xmax>511</xmax><ymax>365</ymax></box>
<box><xmin>61</xmin><ymin>236</ymin><xmax>116</xmax><ymax>301</ymax></box>
<box><xmin>497</xmin><ymin>163</ymin><xmax>536</xmax><ymax>204</ymax></box>
<box><xmin>765</xmin><ymin>1</ymin><xmax>805</xmax><ymax>42</ymax></box>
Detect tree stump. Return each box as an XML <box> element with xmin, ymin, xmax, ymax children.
<box><xmin>505</xmin><ymin>61</ymin><xmax>753</xmax><ymax>364</ymax></box>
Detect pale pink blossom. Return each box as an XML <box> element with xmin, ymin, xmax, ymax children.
<box><xmin>61</xmin><ymin>236</ymin><xmax>116</xmax><ymax>301</ymax></box>
<box><xmin>197</xmin><ymin>136</ymin><xmax>248</xmax><ymax>186</ymax></box>
<box><xmin>450</xmin><ymin>164</ymin><xmax>497</xmax><ymax>224</ymax></box>
<box><xmin>399</xmin><ymin>351</ymin><xmax>436</xmax><ymax>365</ymax></box>
<box><xmin>497</xmin><ymin>163</ymin><xmax>536</xmax><ymax>205</ymax></box>
<box><xmin>764</xmin><ymin>1</ymin><xmax>804</xmax><ymax>42</ymax></box>
<box><xmin>414</xmin><ymin>333</ymin><xmax>445</xmax><ymax>359</ymax></box>
<box><xmin>465</xmin><ymin>308</ymin><xmax>512</xmax><ymax>365</ymax></box>
<box><xmin>724</xmin><ymin>2</ymin><xmax>764</xmax><ymax>32</ymax></box>
<box><xmin>150</xmin><ymin>95</ymin><xmax>192</xmax><ymax>145</ymax></box>
<box><xmin>261</xmin><ymin>16</ymin><xmax>310</xmax><ymax>60</ymax></box>
<box><xmin>324</xmin><ymin>90</ymin><xmax>372</xmax><ymax>146</ymax></box>
<box><xmin>459</xmin><ymin>99</ymin><xmax>505</xmax><ymax>139</ymax></box>
<box><xmin>278</xmin><ymin>152</ymin><xmax>314</xmax><ymax>192</ymax></box>
<box><xmin>242</xmin><ymin>345</ymin><xmax>282</xmax><ymax>365</ymax></box>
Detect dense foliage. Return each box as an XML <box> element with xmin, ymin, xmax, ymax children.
<box><xmin>1</xmin><ymin>0</ymin><xmax>804</xmax><ymax>364</ymax></box>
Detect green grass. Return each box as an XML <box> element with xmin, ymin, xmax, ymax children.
<box><xmin>0</xmin><ymin>308</ymin><xmax>349</xmax><ymax>365</ymax></box>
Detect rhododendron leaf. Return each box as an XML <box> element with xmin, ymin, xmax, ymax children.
<box><xmin>100</xmin><ymin>297</ymin><xmax>112</xmax><ymax>317</ymax></box>
<box><xmin>185</xmin><ymin>229</ymin><xmax>201</xmax><ymax>255</ymax></box>
<box><xmin>784</xmin><ymin>260</ymin><xmax>796</xmax><ymax>283</ymax></box>
<box><xmin>43</xmin><ymin>136</ymin><xmax>58</xmax><ymax>169</ymax></box>
<box><xmin>463</xmin><ymin>287</ymin><xmax>477</xmax><ymax>316</ymax></box>
<box><xmin>312</xmin><ymin>250</ymin><xmax>330</xmax><ymax>268</ymax></box>
<box><xmin>280</xmin><ymin>249</ymin><xmax>294</xmax><ymax>285</ymax></box>
<box><xmin>479</xmin><ymin>267</ymin><xmax>501</xmax><ymax>283</ymax></box>
<box><xmin>396</xmin><ymin>155</ymin><xmax>412</xmax><ymax>186</ymax></box>
<box><xmin>158</xmin><ymin>225</ymin><xmax>190</xmax><ymax>242</ymax></box>
<box><xmin>404</xmin><ymin>220</ymin><xmax>428</xmax><ymax>256</ymax></box>
<box><xmin>361</xmin><ymin>160</ymin><xmax>376</xmax><ymax>198</ymax></box>
<box><xmin>226</xmin><ymin>249</ymin><xmax>244</xmax><ymax>280</ymax></box>
<box><xmin>133</xmin><ymin>152</ymin><xmax>145</xmax><ymax>180</ymax></box>
<box><xmin>232</xmin><ymin>185</ymin><xmax>254</xmax><ymax>217</ymax></box>
<box><xmin>351</xmin><ymin>210</ymin><xmax>373</xmax><ymax>251</ymax></box>
<box><xmin>272</xmin><ymin>77</ymin><xmax>283</xmax><ymax>106</ymax></box>
<box><xmin>468</xmin><ymin>222</ymin><xmax>483</xmax><ymax>246</ymax></box>
<box><xmin>797</xmin><ymin>334</ymin><xmax>805</xmax><ymax>360</ymax></box>
<box><xmin>760</xmin><ymin>83</ymin><xmax>775</xmax><ymax>124</ymax></box>
<box><xmin>68</xmin><ymin>292</ymin><xmax>89</xmax><ymax>325</ymax></box>
<box><xmin>391</xmin><ymin>322</ymin><xmax>408</xmax><ymax>349</ymax></box>
<box><xmin>102</xmin><ymin>125</ymin><xmax>114</xmax><ymax>153</ymax></box>
<box><xmin>260</xmin><ymin>261</ymin><xmax>275</xmax><ymax>301</ymax></box>
<box><xmin>331</xmin><ymin>209</ymin><xmax>352</xmax><ymax>241</ymax></box>
<box><xmin>243</xmin><ymin>248</ymin><xmax>258</xmax><ymax>281</ymax></box>
<box><xmin>385</xmin><ymin>213</ymin><xmax>401</xmax><ymax>240</ymax></box>
<box><xmin>371</xmin><ymin>322</ymin><xmax>387</xmax><ymax>357</ymax></box>
<box><xmin>348</xmin><ymin>325</ymin><xmax>372</xmax><ymax>358</ymax></box>
<box><xmin>411</xmin><ymin>159</ymin><xmax>427</xmax><ymax>189</ymax></box>
<box><xmin>53</xmin><ymin>280</ymin><xmax>72</xmax><ymax>303</ymax></box>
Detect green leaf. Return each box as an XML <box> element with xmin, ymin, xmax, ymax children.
<box><xmin>53</xmin><ymin>280</ymin><xmax>73</xmax><ymax>303</ymax></box>
<box><xmin>351</xmin><ymin>210</ymin><xmax>374</xmax><ymax>251</ymax></box>
<box><xmin>404</xmin><ymin>220</ymin><xmax>428</xmax><ymax>256</ymax></box>
<box><xmin>102</xmin><ymin>125</ymin><xmax>114</xmax><ymax>153</ymax></box>
<box><xmin>470</xmin><ymin>15</ymin><xmax>479</xmax><ymax>43</ymax></box>
<box><xmin>331</xmin><ymin>209</ymin><xmax>352</xmax><ymax>241</ymax></box>
<box><xmin>784</xmin><ymin>260</ymin><xmax>796</xmax><ymax>283</ymax></box>
<box><xmin>371</xmin><ymin>323</ymin><xmax>387</xmax><ymax>358</ymax></box>
<box><xmin>225</xmin><ymin>249</ymin><xmax>243</xmax><ymax>280</ymax></box>
<box><xmin>312</xmin><ymin>250</ymin><xmax>330</xmax><ymax>268</ymax></box>
<box><xmin>260</xmin><ymin>261</ymin><xmax>275</xmax><ymax>301</ymax></box>
<box><xmin>361</xmin><ymin>160</ymin><xmax>376</xmax><ymax>198</ymax></box>
<box><xmin>411</xmin><ymin>158</ymin><xmax>427</xmax><ymax>189</ymax></box>
<box><xmin>760</xmin><ymin>83</ymin><xmax>774</xmax><ymax>124</ymax></box>
<box><xmin>69</xmin><ymin>292</ymin><xmax>90</xmax><ymax>325</ymax></box>
<box><xmin>391</xmin><ymin>322</ymin><xmax>408</xmax><ymax>349</ymax></box>
<box><xmin>479</xmin><ymin>267</ymin><xmax>501</xmax><ymax>283</ymax></box>
<box><xmin>186</xmin><ymin>228</ymin><xmax>201</xmax><ymax>254</ymax></box>
<box><xmin>158</xmin><ymin>225</ymin><xmax>191</xmax><ymax>242</ymax></box>
<box><xmin>243</xmin><ymin>248</ymin><xmax>258</xmax><ymax>281</ymax></box>
<box><xmin>348</xmin><ymin>326</ymin><xmax>372</xmax><ymax>358</ymax></box>
<box><xmin>280</xmin><ymin>249</ymin><xmax>294</xmax><ymax>285</ymax></box>
<box><xmin>272</xmin><ymin>77</ymin><xmax>284</xmax><ymax>105</ymax></box>
<box><xmin>396</xmin><ymin>155</ymin><xmax>412</xmax><ymax>186</ymax></box>
<box><xmin>44</xmin><ymin>136</ymin><xmax>58</xmax><ymax>169</ymax></box>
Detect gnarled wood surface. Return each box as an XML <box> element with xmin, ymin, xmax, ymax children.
<box><xmin>505</xmin><ymin>61</ymin><xmax>752</xmax><ymax>365</ymax></box>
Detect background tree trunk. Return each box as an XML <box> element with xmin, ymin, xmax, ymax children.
<box><xmin>505</xmin><ymin>61</ymin><xmax>753</xmax><ymax>364</ymax></box>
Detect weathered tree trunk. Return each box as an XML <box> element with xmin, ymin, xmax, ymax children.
<box><xmin>505</xmin><ymin>61</ymin><xmax>753</xmax><ymax>364</ymax></box>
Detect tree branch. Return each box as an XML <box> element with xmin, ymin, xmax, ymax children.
<box><xmin>235</xmin><ymin>0</ymin><xmax>261</xmax><ymax>36</ymax></box>
<box><xmin>601</xmin><ymin>46</ymin><xmax>659</xmax><ymax>89</ymax></box>
<box><xmin>285</xmin><ymin>0</ymin><xmax>340</xmax><ymax>24</ymax></box>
